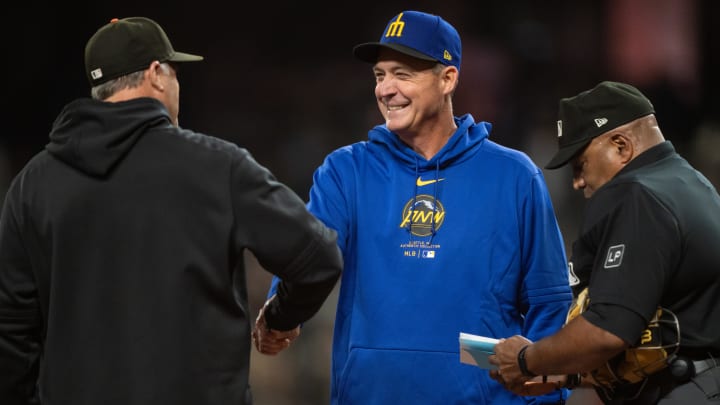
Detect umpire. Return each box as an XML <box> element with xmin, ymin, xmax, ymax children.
<box><xmin>489</xmin><ymin>81</ymin><xmax>720</xmax><ymax>404</ymax></box>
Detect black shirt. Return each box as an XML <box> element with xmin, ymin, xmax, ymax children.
<box><xmin>572</xmin><ymin>141</ymin><xmax>720</xmax><ymax>355</ymax></box>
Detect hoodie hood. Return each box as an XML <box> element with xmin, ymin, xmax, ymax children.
<box><xmin>366</xmin><ymin>113</ymin><xmax>491</xmax><ymax>240</ymax></box>
<box><xmin>366</xmin><ymin>113</ymin><xmax>490</xmax><ymax>170</ymax></box>
<box><xmin>46</xmin><ymin>97</ymin><xmax>171</xmax><ymax>177</ymax></box>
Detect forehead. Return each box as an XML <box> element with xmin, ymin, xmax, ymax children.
<box><xmin>573</xmin><ymin>132</ymin><xmax>611</xmax><ymax>162</ymax></box>
<box><xmin>375</xmin><ymin>48</ymin><xmax>437</xmax><ymax>70</ymax></box>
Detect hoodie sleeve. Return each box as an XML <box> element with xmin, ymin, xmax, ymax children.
<box><xmin>520</xmin><ymin>170</ymin><xmax>573</xmax><ymax>338</ymax></box>
<box><xmin>230</xmin><ymin>148</ymin><xmax>342</xmax><ymax>331</ymax></box>
<box><xmin>519</xmin><ymin>171</ymin><xmax>573</xmax><ymax>404</ymax></box>
<box><xmin>0</xmin><ymin>185</ymin><xmax>42</xmax><ymax>405</ymax></box>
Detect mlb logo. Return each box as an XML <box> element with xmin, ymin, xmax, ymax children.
<box><xmin>90</xmin><ymin>68</ymin><xmax>103</xmax><ymax>80</ymax></box>
<box><xmin>604</xmin><ymin>244</ymin><xmax>625</xmax><ymax>268</ymax></box>
<box><xmin>421</xmin><ymin>250</ymin><xmax>435</xmax><ymax>259</ymax></box>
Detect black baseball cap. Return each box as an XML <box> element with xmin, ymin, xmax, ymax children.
<box><xmin>85</xmin><ymin>17</ymin><xmax>203</xmax><ymax>86</ymax></box>
<box><xmin>545</xmin><ymin>81</ymin><xmax>655</xmax><ymax>170</ymax></box>
<box><xmin>353</xmin><ymin>10</ymin><xmax>461</xmax><ymax>71</ymax></box>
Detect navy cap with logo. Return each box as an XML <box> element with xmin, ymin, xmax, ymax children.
<box><xmin>85</xmin><ymin>17</ymin><xmax>203</xmax><ymax>86</ymax></box>
<box><xmin>545</xmin><ymin>81</ymin><xmax>655</xmax><ymax>170</ymax></box>
<box><xmin>352</xmin><ymin>10</ymin><xmax>461</xmax><ymax>71</ymax></box>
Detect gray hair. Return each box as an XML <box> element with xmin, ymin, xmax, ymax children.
<box><xmin>90</xmin><ymin>70</ymin><xmax>146</xmax><ymax>100</ymax></box>
<box><xmin>433</xmin><ymin>63</ymin><xmax>459</xmax><ymax>95</ymax></box>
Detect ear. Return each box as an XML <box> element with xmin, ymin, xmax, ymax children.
<box><xmin>147</xmin><ymin>61</ymin><xmax>165</xmax><ymax>91</ymax></box>
<box><xmin>610</xmin><ymin>134</ymin><xmax>633</xmax><ymax>164</ymax></box>
<box><xmin>441</xmin><ymin>66</ymin><xmax>459</xmax><ymax>94</ymax></box>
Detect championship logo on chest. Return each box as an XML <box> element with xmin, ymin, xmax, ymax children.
<box><xmin>399</xmin><ymin>194</ymin><xmax>445</xmax><ymax>237</ymax></box>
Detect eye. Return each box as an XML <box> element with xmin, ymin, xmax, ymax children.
<box><xmin>571</xmin><ymin>159</ymin><xmax>585</xmax><ymax>175</ymax></box>
<box><xmin>394</xmin><ymin>70</ymin><xmax>411</xmax><ymax>79</ymax></box>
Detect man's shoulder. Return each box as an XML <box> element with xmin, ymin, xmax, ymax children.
<box><xmin>322</xmin><ymin>141</ymin><xmax>372</xmax><ymax>164</ymax></box>
<box><xmin>587</xmin><ymin>180</ymin><xmax>654</xmax><ymax>218</ymax></box>
<box><xmin>478</xmin><ymin>140</ymin><xmax>540</xmax><ymax>175</ymax></box>
<box><xmin>170</xmin><ymin>128</ymin><xmax>246</xmax><ymax>156</ymax></box>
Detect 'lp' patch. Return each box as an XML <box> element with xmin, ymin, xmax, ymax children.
<box><xmin>604</xmin><ymin>244</ymin><xmax>625</xmax><ymax>268</ymax></box>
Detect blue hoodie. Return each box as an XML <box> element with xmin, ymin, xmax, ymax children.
<box><xmin>272</xmin><ymin>114</ymin><xmax>572</xmax><ymax>404</ymax></box>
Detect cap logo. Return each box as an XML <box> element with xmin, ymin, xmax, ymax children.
<box><xmin>556</xmin><ymin>120</ymin><xmax>563</xmax><ymax>138</ymax></box>
<box><xmin>385</xmin><ymin>13</ymin><xmax>406</xmax><ymax>37</ymax></box>
<box><xmin>90</xmin><ymin>68</ymin><xmax>103</xmax><ymax>80</ymax></box>
<box><xmin>594</xmin><ymin>118</ymin><xmax>608</xmax><ymax>128</ymax></box>
<box><xmin>443</xmin><ymin>50</ymin><xmax>452</xmax><ymax>62</ymax></box>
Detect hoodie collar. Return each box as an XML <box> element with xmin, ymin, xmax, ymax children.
<box><xmin>367</xmin><ymin>113</ymin><xmax>490</xmax><ymax>169</ymax></box>
<box><xmin>369</xmin><ymin>114</ymin><xmax>491</xmax><ymax>242</ymax></box>
<box><xmin>46</xmin><ymin>97</ymin><xmax>171</xmax><ymax>177</ymax></box>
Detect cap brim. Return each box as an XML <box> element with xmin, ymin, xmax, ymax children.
<box><xmin>353</xmin><ymin>42</ymin><xmax>436</xmax><ymax>64</ymax></box>
<box><xmin>167</xmin><ymin>51</ymin><xmax>204</xmax><ymax>62</ymax></box>
<box><xmin>544</xmin><ymin>139</ymin><xmax>593</xmax><ymax>170</ymax></box>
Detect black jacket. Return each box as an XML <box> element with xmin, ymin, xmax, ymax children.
<box><xmin>0</xmin><ymin>97</ymin><xmax>342</xmax><ymax>405</ymax></box>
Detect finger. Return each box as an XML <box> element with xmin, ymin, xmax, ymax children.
<box><xmin>256</xmin><ymin>335</ymin><xmax>293</xmax><ymax>355</ymax></box>
<box><xmin>256</xmin><ymin>341</ymin><xmax>285</xmax><ymax>355</ymax></box>
<box><xmin>521</xmin><ymin>381</ymin><xmax>562</xmax><ymax>396</ymax></box>
<box><xmin>268</xmin><ymin>327</ymin><xmax>300</xmax><ymax>340</ymax></box>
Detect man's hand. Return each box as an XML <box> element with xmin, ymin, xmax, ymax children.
<box><xmin>516</xmin><ymin>375</ymin><xmax>567</xmax><ymax>396</ymax></box>
<box><xmin>489</xmin><ymin>336</ymin><xmax>538</xmax><ymax>395</ymax></box>
<box><xmin>489</xmin><ymin>335</ymin><xmax>570</xmax><ymax>396</ymax></box>
<box><xmin>252</xmin><ymin>296</ymin><xmax>301</xmax><ymax>355</ymax></box>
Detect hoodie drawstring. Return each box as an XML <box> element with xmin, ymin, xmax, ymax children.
<box><xmin>430</xmin><ymin>160</ymin><xmax>440</xmax><ymax>239</ymax></box>
<box><xmin>407</xmin><ymin>157</ymin><xmax>440</xmax><ymax>243</ymax></box>
<box><xmin>408</xmin><ymin>159</ymin><xmax>420</xmax><ymax>238</ymax></box>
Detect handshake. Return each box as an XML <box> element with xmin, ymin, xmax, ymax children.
<box><xmin>251</xmin><ymin>295</ymin><xmax>302</xmax><ymax>355</ymax></box>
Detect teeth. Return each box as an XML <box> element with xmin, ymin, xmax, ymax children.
<box><xmin>387</xmin><ymin>105</ymin><xmax>402</xmax><ymax>111</ymax></box>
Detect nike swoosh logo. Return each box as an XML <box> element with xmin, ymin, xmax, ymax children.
<box><xmin>416</xmin><ymin>177</ymin><xmax>446</xmax><ymax>187</ymax></box>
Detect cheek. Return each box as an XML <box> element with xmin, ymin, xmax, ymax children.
<box><xmin>599</xmin><ymin>152</ymin><xmax>621</xmax><ymax>177</ymax></box>
<box><xmin>587</xmin><ymin>162</ymin><xmax>616</xmax><ymax>187</ymax></box>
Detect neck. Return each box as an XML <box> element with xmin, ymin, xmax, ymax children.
<box><xmin>632</xmin><ymin>118</ymin><xmax>665</xmax><ymax>157</ymax></box>
<box><xmin>398</xmin><ymin>120</ymin><xmax>457</xmax><ymax>160</ymax></box>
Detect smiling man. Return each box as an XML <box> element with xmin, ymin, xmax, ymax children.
<box><xmin>258</xmin><ymin>10</ymin><xmax>573</xmax><ymax>405</ymax></box>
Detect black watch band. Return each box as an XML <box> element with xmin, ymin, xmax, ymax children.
<box><xmin>517</xmin><ymin>345</ymin><xmax>537</xmax><ymax>377</ymax></box>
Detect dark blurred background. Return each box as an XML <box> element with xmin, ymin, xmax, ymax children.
<box><xmin>3</xmin><ymin>0</ymin><xmax>719</xmax><ymax>404</ymax></box>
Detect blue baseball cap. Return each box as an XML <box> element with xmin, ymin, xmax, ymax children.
<box><xmin>353</xmin><ymin>10</ymin><xmax>462</xmax><ymax>71</ymax></box>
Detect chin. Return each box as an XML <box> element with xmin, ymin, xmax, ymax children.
<box><xmin>385</xmin><ymin>118</ymin><xmax>408</xmax><ymax>132</ymax></box>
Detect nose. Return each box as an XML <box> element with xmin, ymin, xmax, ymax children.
<box><xmin>376</xmin><ymin>77</ymin><xmax>396</xmax><ymax>98</ymax></box>
<box><xmin>572</xmin><ymin>175</ymin><xmax>585</xmax><ymax>191</ymax></box>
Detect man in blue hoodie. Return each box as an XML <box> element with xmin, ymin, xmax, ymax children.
<box><xmin>258</xmin><ymin>10</ymin><xmax>572</xmax><ymax>404</ymax></box>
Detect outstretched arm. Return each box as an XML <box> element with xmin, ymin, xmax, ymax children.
<box><xmin>489</xmin><ymin>315</ymin><xmax>627</xmax><ymax>394</ymax></box>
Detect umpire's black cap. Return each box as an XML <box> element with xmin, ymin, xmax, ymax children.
<box><xmin>545</xmin><ymin>81</ymin><xmax>655</xmax><ymax>170</ymax></box>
